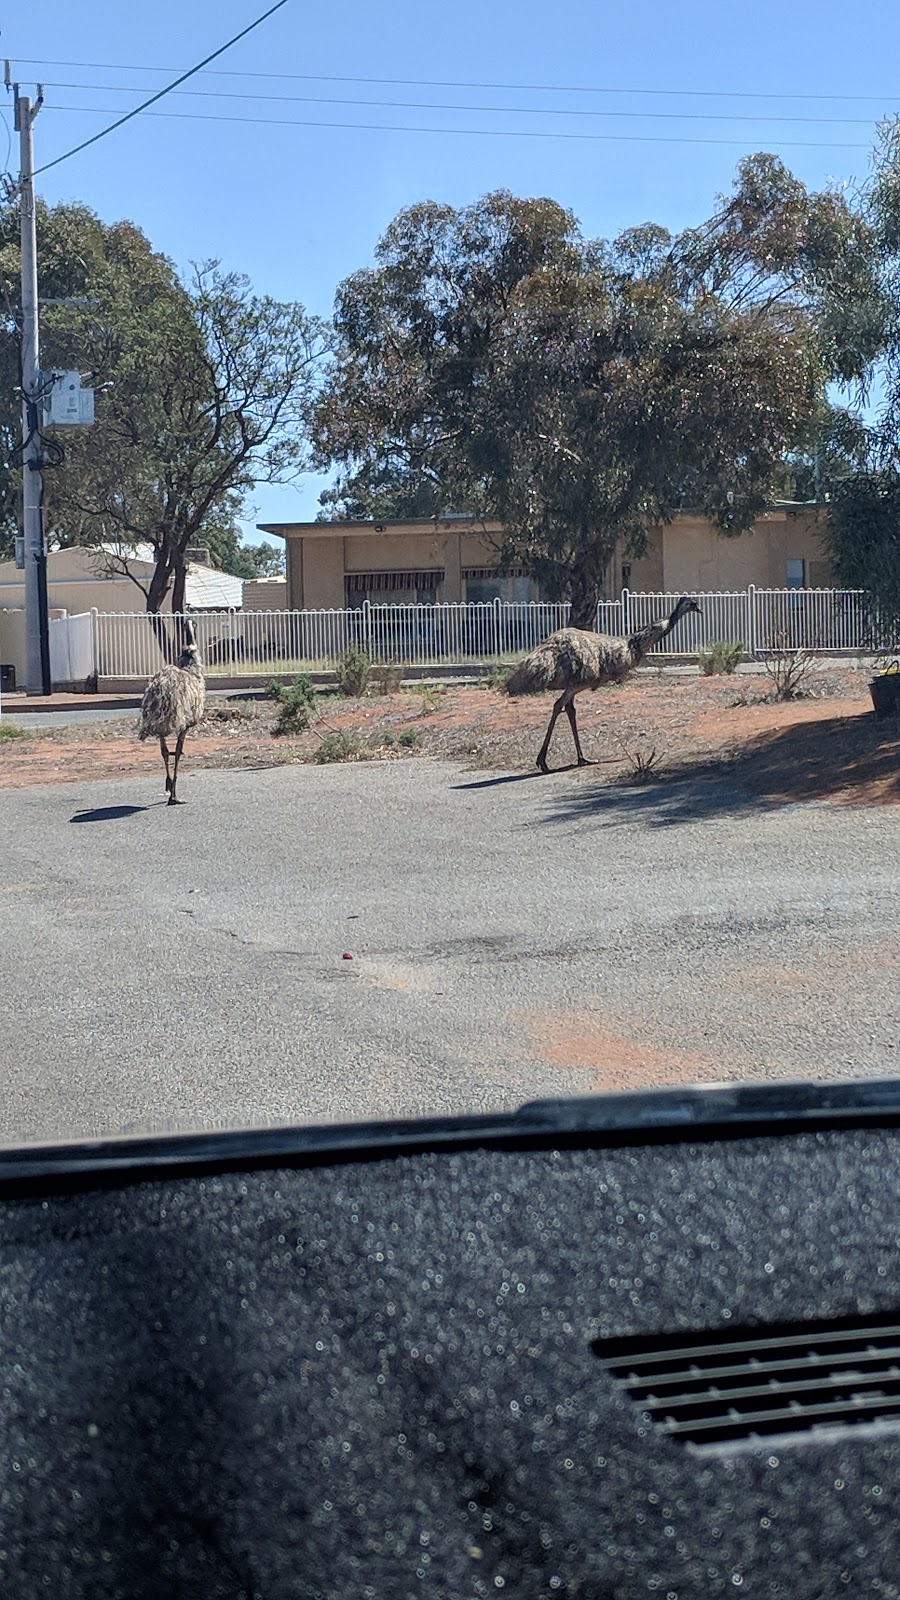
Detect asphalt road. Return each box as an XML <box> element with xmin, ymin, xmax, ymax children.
<box><xmin>0</xmin><ymin>758</ymin><xmax>897</xmax><ymax>1146</ymax></box>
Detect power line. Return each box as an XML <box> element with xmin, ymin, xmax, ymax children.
<box><xmin>42</xmin><ymin>104</ymin><xmax>871</xmax><ymax>151</ymax></box>
<box><xmin>31</xmin><ymin>0</ymin><xmax>291</xmax><ymax>176</ymax></box>
<box><xmin>13</xmin><ymin>57</ymin><xmax>900</xmax><ymax>105</ymax></box>
<box><xmin>37</xmin><ymin>82</ymin><xmax>884</xmax><ymax>126</ymax></box>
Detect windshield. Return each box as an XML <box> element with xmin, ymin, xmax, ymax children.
<box><xmin>0</xmin><ymin>1</ymin><xmax>898</xmax><ymax>1152</ymax></box>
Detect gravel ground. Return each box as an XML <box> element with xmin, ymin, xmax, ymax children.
<box><xmin>0</xmin><ymin>758</ymin><xmax>897</xmax><ymax>1147</ymax></box>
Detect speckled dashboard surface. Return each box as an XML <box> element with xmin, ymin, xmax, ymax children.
<box><xmin>1</xmin><ymin>1129</ymin><xmax>900</xmax><ymax>1598</ymax></box>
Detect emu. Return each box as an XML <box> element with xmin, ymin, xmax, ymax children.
<box><xmin>138</xmin><ymin>622</ymin><xmax>206</xmax><ymax>805</ymax></box>
<box><xmin>506</xmin><ymin>595</ymin><xmax>701</xmax><ymax>773</ymax></box>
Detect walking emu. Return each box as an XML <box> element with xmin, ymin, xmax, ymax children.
<box><xmin>506</xmin><ymin>596</ymin><xmax>701</xmax><ymax>773</ymax></box>
<box><xmin>139</xmin><ymin>621</ymin><xmax>206</xmax><ymax>804</ymax></box>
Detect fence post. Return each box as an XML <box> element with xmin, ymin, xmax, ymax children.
<box><xmin>621</xmin><ymin>588</ymin><xmax>631</xmax><ymax>635</ymax></box>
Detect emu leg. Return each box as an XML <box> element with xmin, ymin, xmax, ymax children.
<box><xmin>536</xmin><ymin>690</ymin><xmax>573</xmax><ymax>773</ymax></box>
<box><xmin>168</xmin><ymin>733</ymin><xmax>186</xmax><ymax>805</ymax></box>
<box><xmin>565</xmin><ymin>698</ymin><xmax>593</xmax><ymax>767</ymax></box>
<box><xmin>159</xmin><ymin>736</ymin><xmax>173</xmax><ymax>794</ymax></box>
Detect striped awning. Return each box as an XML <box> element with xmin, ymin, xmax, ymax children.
<box><xmin>345</xmin><ymin>570</ymin><xmax>444</xmax><ymax>592</ymax></box>
<box><xmin>462</xmin><ymin>567</ymin><xmax>529</xmax><ymax>581</ymax></box>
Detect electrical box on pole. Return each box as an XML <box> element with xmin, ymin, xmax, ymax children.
<box><xmin>41</xmin><ymin>371</ymin><xmax>95</xmax><ymax>426</ymax></box>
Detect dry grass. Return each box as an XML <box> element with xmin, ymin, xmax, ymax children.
<box><xmin>0</xmin><ymin>663</ymin><xmax>897</xmax><ymax>807</ymax></box>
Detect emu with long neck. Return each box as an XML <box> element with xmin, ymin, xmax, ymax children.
<box><xmin>505</xmin><ymin>595</ymin><xmax>701</xmax><ymax>772</ymax></box>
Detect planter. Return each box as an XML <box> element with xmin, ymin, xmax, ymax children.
<box><xmin>870</xmin><ymin>668</ymin><xmax>900</xmax><ymax>718</ymax></box>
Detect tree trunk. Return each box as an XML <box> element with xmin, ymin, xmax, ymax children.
<box><xmin>146</xmin><ymin>550</ymin><xmax>176</xmax><ymax>663</ymax></box>
<box><xmin>567</xmin><ymin>542</ymin><xmax>616</xmax><ymax>630</ymax></box>
<box><xmin>568</xmin><ymin>566</ymin><xmax>603</xmax><ymax>630</ymax></box>
<box><xmin>171</xmin><ymin>561</ymin><xmax>189</xmax><ymax>654</ymax></box>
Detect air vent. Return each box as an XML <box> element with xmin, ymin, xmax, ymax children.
<box><xmin>593</xmin><ymin>1311</ymin><xmax>900</xmax><ymax>1448</ymax></box>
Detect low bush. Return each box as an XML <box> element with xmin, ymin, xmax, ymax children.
<box><xmin>698</xmin><ymin>640</ymin><xmax>744</xmax><ymax>675</ymax></box>
<box><xmin>335</xmin><ymin>646</ymin><xmax>371</xmax><ymax>698</ymax></box>
<box><xmin>314</xmin><ymin>729</ymin><xmax>368</xmax><ymax>763</ymax></box>
<box><xmin>271</xmin><ymin>675</ymin><xmax>316</xmax><ymax>736</ymax></box>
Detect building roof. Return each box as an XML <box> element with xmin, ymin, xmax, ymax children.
<box><xmin>257</xmin><ymin>516</ymin><xmax>502</xmax><ymax>540</ymax></box>
<box><xmin>258</xmin><ymin>505</ymin><xmax>822</xmax><ymax>541</ymax></box>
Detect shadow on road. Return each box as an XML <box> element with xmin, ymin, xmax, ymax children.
<box><xmin>539</xmin><ymin>712</ymin><xmax>900</xmax><ymax>829</ymax></box>
<box><xmin>70</xmin><ymin>804</ymin><xmax>151</xmax><ymax>824</ymax></box>
<box><xmin>452</xmin><ymin>769</ymin><xmax>554</xmax><ymax>790</ymax></box>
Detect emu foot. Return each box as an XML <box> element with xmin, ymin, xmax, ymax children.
<box><xmin>167</xmin><ymin>795</ymin><xmax>185</xmax><ymax>806</ymax></box>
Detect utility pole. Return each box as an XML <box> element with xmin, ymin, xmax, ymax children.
<box><xmin>13</xmin><ymin>78</ymin><xmax>50</xmax><ymax>695</ymax></box>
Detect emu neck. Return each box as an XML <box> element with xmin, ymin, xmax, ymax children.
<box><xmin>627</xmin><ymin>623</ymin><xmax>667</xmax><ymax>666</ymax></box>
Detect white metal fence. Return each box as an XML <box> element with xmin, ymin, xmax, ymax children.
<box><xmin>90</xmin><ymin>587</ymin><xmax>882</xmax><ymax>680</ymax></box>
<box><xmin>621</xmin><ymin>587</ymin><xmax>875</xmax><ymax>656</ymax></box>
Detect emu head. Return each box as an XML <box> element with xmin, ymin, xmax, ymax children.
<box><xmin>667</xmin><ymin>595</ymin><xmax>702</xmax><ymax>631</ymax></box>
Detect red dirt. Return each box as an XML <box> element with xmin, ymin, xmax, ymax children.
<box><xmin>522</xmin><ymin>1006</ymin><xmax>723</xmax><ymax>1090</ymax></box>
<box><xmin>1</xmin><ymin>666</ymin><xmax>897</xmax><ymax>806</ymax></box>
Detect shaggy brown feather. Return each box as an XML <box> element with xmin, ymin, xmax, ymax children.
<box><xmin>505</xmin><ymin>596</ymin><xmax>701</xmax><ymax>771</ymax></box>
<box><xmin>139</xmin><ymin>661</ymin><xmax>205</xmax><ymax>739</ymax></box>
<box><xmin>138</xmin><ymin>632</ymin><xmax>206</xmax><ymax>803</ymax></box>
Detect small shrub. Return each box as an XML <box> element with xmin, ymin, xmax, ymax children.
<box><xmin>698</xmin><ymin>640</ymin><xmax>744</xmax><ymax>676</ymax></box>
<box><xmin>0</xmin><ymin>722</ymin><xmax>28</xmax><ymax>740</ymax></box>
<box><xmin>335</xmin><ymin>646</ymin><xmax>371</xmax><ymax>698</ymax></box>
<box><xmin>617</xmin><ymin>737</ymin><xmax>664</xmax><ymax>782</ymax></box>
<box><xmin>418</xmin><ymin>685</ymin><xmax>445</xmax><ymax>715</ymax></box>
<box><xmin>757</xmin><ymin>632</ymin><xmax>815</xmax><ymax>701</ymax></box>
<box><xmin>480</xmin><ymin>661</ymin><xmax>515</xmax><ymax>690</ymax></box>
<box><xmin>314</xmin><ymin>729</ymin><xmax>367</xmax><ymax>764</ymax></box>
<box><xmin>370</xmin><ymin>663</ymin><xmax>404</xmax><ymax>695</ymax></box>
<box><xmin>272</xmin><ymin>674</ymin><xmax>316</xmax><ymax>736</ymax></box>
<box><xmin>381</xmin><ymin>729</ymin><xmax>397</xmax><ymax>748</ymax></box>
<box><xmin>398</xmin><ymin>726</ymin><xmax>422</xmax><ymax>749</ymax></box>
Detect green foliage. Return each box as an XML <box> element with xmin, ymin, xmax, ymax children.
<box><xmin>418</xmin><ymin>684</ymin><xmax>445</xmax><ymax>714</ymax></box>
<box><xmin>264</xmin><ymin>676</ymin><xmax>287</xmax><ymax>700</ymax></box>
<box><xmin>202</xmin><ymin>526</ymin><xmax>287</xmax><ymax>580</ymax></box>
<box><xmin>0</xmin><ymin>722</ymin><xmax>29</xmax><ymax>739</ymax></box>
<box><xmin>271</xmin><ymin>675</ymin><xmax>316</xmax><ymax>735</ymax></box>
<box><xmin>314</xmin><ymin>729</ymin><xmax>367</xmax><ymax>763</ymax></box>
<box><xmin>826</xmin><ymin>466</ymin><xmax>900</xmax><ymax>650</ymax></box>
<box><xmin>335</xmin><ymin>645</ymin><xmax>371</xmax><ymax>697</ymax></box>
<box><xmin>480</xmin><ymin>661</ymin><xmax>516</xmax><ymax>689</ymax></box>
<box><xmin>398</xmin><ymin>726</ymin><xmax>422</xmax><ymax>748</ymax></box>
<box><xmin>314</xmin><ymin>171</ymin><xmax>879</xmax><ymax>624</ymax></box>
<box><xmin>698</xmin><ymin>640</ymin><xmax>744</xmax><ymax>675</ymax></box>
<box><xmin>0</xmin><ymin>201</ymin><xmax>324</xmax><ymax>611</ymax></box>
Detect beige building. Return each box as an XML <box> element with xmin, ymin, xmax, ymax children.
<box><xmin>0</xmin><ymin>544</ymin><xmax>245</xmax><ymax>688</ymax></box>
<box><xmin>259</xmin><ymin>506</ymin><xmax>831</xmax><ymax>611</ymax></box>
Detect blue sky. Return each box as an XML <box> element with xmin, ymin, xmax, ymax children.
<box><xmin>2</xmin><ymin>0</ymin><xmax>897</xmax><ymax>540</ymax></box>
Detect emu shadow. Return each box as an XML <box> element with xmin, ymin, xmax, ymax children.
<box><xmin>69</xmin><ymin>800</ymin><xmax>150</xmax><ymax>825</ymax></box>
<box><xmin>70</xmin><ymin>804</ymin><xmax>150</xmax><ymax>824</ymax></box>
<box><xmin>452</xmin><ymin>769</ymin><xmax>563</xmax><ymax>791</ymax></box>
<box><xmin>540</xmin><ymin>712</ymin><xmax>900</xmax><ymax>830</ymax></box>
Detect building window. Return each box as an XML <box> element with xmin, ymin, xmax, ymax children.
<box><xmin>345</xmin><ymin>570</ymin><xmax>444</xmax><ymax>607</ymax></box>
<box><xmin>786</xmin><ymin>559</ymin><xmax>807</xmax><ymax>590</ymax></box>
<box><xmin>463</xmin><ymin>570</ymin><xmax>535</xmax><ymax>603</ymax></box>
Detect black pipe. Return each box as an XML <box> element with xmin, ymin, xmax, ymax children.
<box><xmin>33</xmin><ymin>545</ymin><xmax>51</xmax><ymax>695</ymax></box>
